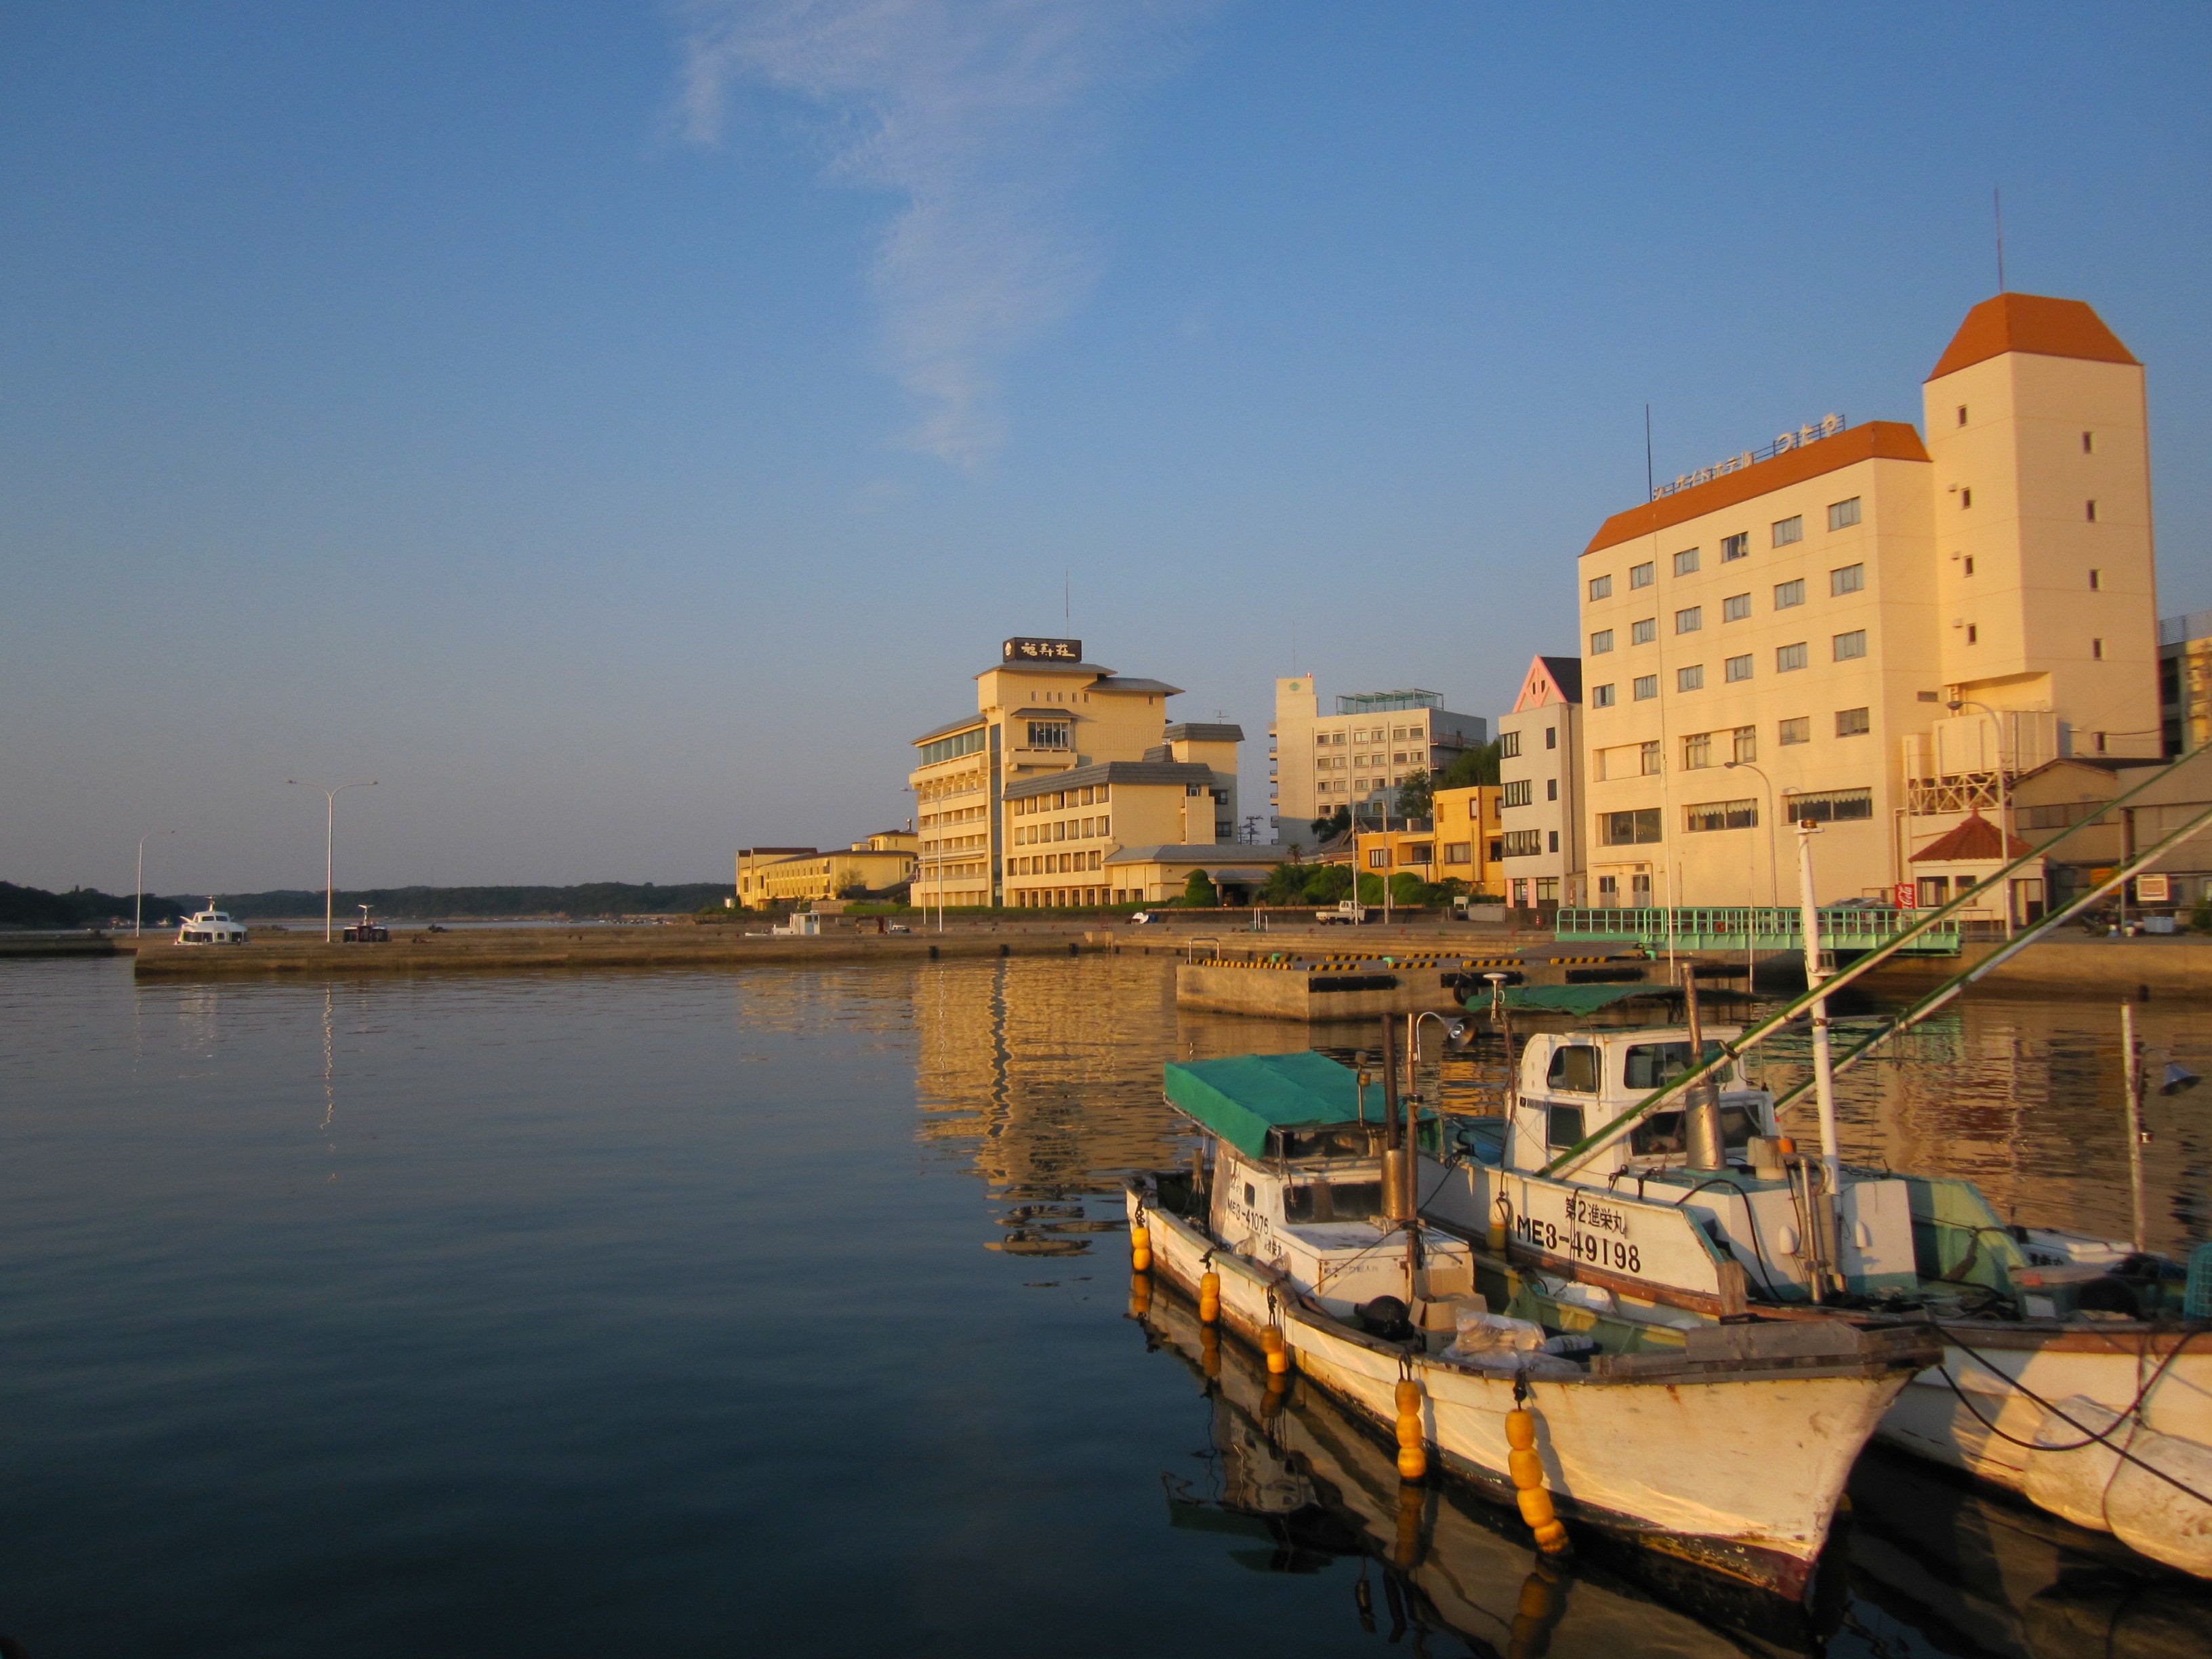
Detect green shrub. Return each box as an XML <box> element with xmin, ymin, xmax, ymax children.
<box><xmin>1182</xmin><ymin>869</ymin><xmax>1218</xmax><ymax>907</ymax></box>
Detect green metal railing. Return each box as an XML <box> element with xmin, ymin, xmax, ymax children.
<box><xmin>1555</xmin><ymin>905</ymin><xmax>1962</xmax><ymax>954</ymax></box>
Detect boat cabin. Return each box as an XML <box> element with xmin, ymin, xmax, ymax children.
<box><xmin>1420</xmin><ymin>1025</ymin><xmax>1925</xmax><ymax>1304</ymax></box>
<box><xmin>1163</xmin><ymin>1051</ymin><xmax>1473</xmax><ymax>1318</ymax></box>
<box><xmin>176</xmin><ymin>901</ymin><xmax>248</xmax><ymax>946</ymax></box>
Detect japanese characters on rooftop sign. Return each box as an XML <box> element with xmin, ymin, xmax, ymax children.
<box><xmin>1003</xmin><ymin>637</ymin><xmax>1082</xmax><ymax>662</ymax></box>
<box><xmin>1652</xmin><ymin>413</ymin><xmax>1845</xmax><ymax>499</ymax></box>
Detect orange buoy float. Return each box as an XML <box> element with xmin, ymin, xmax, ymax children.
<box><xmin>1261</xmin><ymin>1324</ymin><xmax>1290</xmax><ymax>1376</ymax></box>
<box><xmin>1198</xmin><ymin>1269</ymin><xmax>1221</xmax><ymax>1324</ymax></box>
<box><xmin>1130</xmin><ymin>1220</ymin><xmax>1152</xmax><ymax>1273</ymax></box>
<box><xmin>1395</xmin><ymin>1376</ymin><xmax>1429</xmax><ymax>1481</ymax></box>
<box><xmin>1504</xmin><ymin>1406</ymin><xmax>1569</xmax><ymax>1554</ymax></box>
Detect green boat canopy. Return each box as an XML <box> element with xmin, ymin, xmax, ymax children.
<box><xmin>1471</xmin><ymin>983</ymin><xmax>1675</xmax><ymax>1016</ymax></box>
<box><xmin>1163</xmin><ymin>1050</ymin><xmax>1431</xmax><ymax>1160</ymax></box>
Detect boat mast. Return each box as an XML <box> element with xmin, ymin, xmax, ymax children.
<box><xmin>1682</xmin><ymin>966</ymin><xmax>1725</xmax><ymax>1170</ymax></box>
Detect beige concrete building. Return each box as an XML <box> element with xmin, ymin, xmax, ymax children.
<box><xmin>2162</xmin><ymin>607</ymin><xmax>2212</xmax><ymax>760</ymax></box>
<box><xmin>1269</xmin><ymin>680</ymin><xmax>1487</xmax><ymax>846</ymax></box>
<box><xmin>1578</xmin><ymin>293</ymin><xmax>2163</xmax><ymax>918</ymax></box>
<box><xmin>905</xmin><ymin>638</ymin><xmax>1208</xmax><ymax>909</ymax></box>
<box><xmin>1004</xmin><ymin>724</ymin><xmax>1289</xmax><ymax>907</ymax></box>
<box><xmin>737</xmin><ymin>830</ymin><xmax>918</xmax><ymax>909</ymax></box>
<box><xmin>1496</xmin><ymin>655</ymin><xmax>1584</xmax><ymax>909</ymax></box>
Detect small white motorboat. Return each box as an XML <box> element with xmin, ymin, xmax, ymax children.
<box><xmin>174</xmin><ymin>900</ymin><xmax>248</xmax><ymax>946</ymax></box>
<box><xmin>1130</xmin><ymin>1049</ymin><xmax>1938</xmax><ymax>1601</ymax></box>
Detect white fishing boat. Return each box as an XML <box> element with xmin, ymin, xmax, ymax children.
<box><xmin>174</xmin><ymin>900</ymin><xmax>248</xmax><ymax>945</ymax></box>
<box><xmin>1130</xmin><ymin>1050</ymin><xmax>1939</xmax><ymax>1600</ymax></box>
<box><xmin>1415</xmin><ymin>1017</ymin><xmax>2212</xmax><ymax>1578</ymax></box>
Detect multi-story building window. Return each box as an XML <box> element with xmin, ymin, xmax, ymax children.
<box><xmin>1676</xmin><ymin>664</ymin><xmax>1704</xmax><ymax>691</ymax></box>
<box><xmin>1027</xmin><ymin>720</ymin><xmax>1071</xmax><ymax>748</ymax></box>
<box><xmin>1776</xmin><ymin>642</ymin><xmax>1808</xmax><ymax>672</ymax></box>
<box><xmin>1836</xmin><ymin>706</ymin><xmax>1871</xmax><ymax>737</ymax></box>
<box><xmin>1673</xmin><ymin>548</ymin><xmax>1700</xmax><ymax>575</ymax></box>
<box><xmin>1631</xmin><ymin>561</ymin><xmax>1655</xmax><ymax>588</ymax></box>
<box><xmin>1500</xmin><ymin>829</ymin><xmax>1544</xmax><ymax>857</ymax></box>
<box><xmin>1775</xmin><ymin>578</ymin><xmax>1805</xmax><ymax>609</ymax></box>
<box><xmin>1723</xmin><ymin>592</ymin><xmax>1750</xmax><ymax>621</ymax></box>
<box><xmin>1591</xmin><ymin>683</ymin><xmax>1615</xmax><ymax>708</ymax></box>
<box><xmin>1631</xmin><ymin>617</ymin><xmax>1657</xmax><ymax>644</ymax></box>
<box><xmin>1721</xmin><ymin>532</ymin><xmax>1749</xmax><ymax>561</ymax></box>
<box><xmin>1639</xmin><ymin>740</ymin><xmax>1662</xmax><ymax>775</ymax></box>
<box><xmin>1833</xmin><ymin>630</ymin><xmax>1868</xmax><ymax>661</ymax></box>
<box><xmin>1725</xmin><ymin>653</ymin><xmax>1753</xmax><ymax>682</ymax></box>
<box><xmin>1589</xmin><ymin>628</ymin><xmax>1614</xmax><ymax>655</ymax></box>
<box><xmin>1773</xmin><ymin>514</ymin><xmax>1803</xmax><ymax>546</ymax></box>
<box><xmin>1499</xmin><ymin>731</ymin><xmax>1521</xmax><ymax>758</ymax></box>
<box><xmin>1732</xmin><ymin>725</ymin><xmax>1757</xmax><ymax>763</ymax></box>
<box><xmin>1830</xmin><ymin>562</ymin><xmax>1864</xmax><ymax>595</ymax></box>
<box><xmin>1685</xmin><ymin>798</ymin><xmax>1759</xmax><ymax>832</ymax></box>
<box><xmin>1828</xmin><ymin>497</ymin><xmax>1862</xmax><ymax>531</ymax></box>
<box><xmin>1675</xmin><ymin>606</ymin><xmax>1702</xmax><ymax>634</ymax></box>
<box><xmin>1589</xmin><ymin>574</ymin><xmax>1612</xmax><ymax>600</ymax></box>
<box><xmin>1633</xmin><ymin>674</ymin><xmax>1658</xmax><ymax>700</ymax></box>
<box><xmin>1778</xmin><ymin>716</ymin><xmax>1810</xmax><ymax>746</ymax></box>
<box><xmin>1502</xmin><ymin>779</ymin><xmax>1533</xmax><ymax>807</ymax></box>
<box><xmin>1681</xmin><ymin>731</ymin><xmax>1712</xmax><ymax>769</ymax></box>
<box><xmin>1782</xmin><ymin>786</ymin><xmax>1873</xmax><ymax>823</ymax></box>
<box><xmin>1598</xmin><ymin>808</ymin><xmax>1662</xmax><ymax>846</ymax></box>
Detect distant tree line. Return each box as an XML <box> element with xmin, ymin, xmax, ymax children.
<box><xmin>0</xmin><ymin>881</ymin><xmax>733</xmax><ymax>926</ymax></box>
<box><xmin>0</xmin><ymin>883</ymin><xmax>184</xmax><ymax>928</ymax></box>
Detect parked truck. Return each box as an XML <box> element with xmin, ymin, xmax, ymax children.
<box><xmin>1314</xmin><ymin>899</ymin><xmax>1371</xmax><ymax>925</ymax></box>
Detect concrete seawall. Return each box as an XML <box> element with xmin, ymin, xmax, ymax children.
<box><xmin>1854</xmin><ymin>935</ymin><xmax>2212</xmax><ymax>998</ymax></box>
<box><xmin>128</xmin><ymin>925</ymin><xmax>1115</xmax><ymax>980</ymax></box>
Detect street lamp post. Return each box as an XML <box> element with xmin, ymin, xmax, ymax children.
<box><xmin>287</xmin><ymin>779</ymin><xmax>377</xmax><ymax>943</ymax></box>
<box><xmin>135</xmin><ymin>828</ymin><xmax>173</xmax><ymax>937</ymax></box>
<box><xmin>1723</xmin><ymin>759</ymin><xmax>1778</xmax><ymax>988</ymax></box>
<box><xmin>1948</xmin><ymin>699</ymin><xmax>2013</xmax><ymax>938</ymax></box>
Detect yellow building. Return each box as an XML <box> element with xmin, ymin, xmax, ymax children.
<box><xmin>1004</xmin><ymin>725</ymin><xmax>1290</xmax><ymax>907</ymax></box>
<box><xmin>1578</xmin><ymin>293</ymin><xmax>2161</xmax><ymax>920</ymax></box>
<box><xmin>1350</xmin><ymin>785</ymin><xmax>1502</xmax><ymax>901</ymax></box>
<box><xmin>737</xmin><ymin>830</ymin><xmax>917</xmax><ymax>909</ymax></box>
<box><xmin>907</xmin><ymin>638</ymin><xmax>1207</xmax><ymax>909</ymax></box>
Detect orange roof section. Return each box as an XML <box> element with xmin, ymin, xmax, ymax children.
<box><xmin>1910</xmin><ymin>811</ymin><xmax>2032</xmax><ymax>863</ymax></box>
<box><xmin>1926</xmin><ymin>293</ymin><xmax>2137</xmax><ymax>380</ymax></box>
<box><xmin>1583</xmin><ymin>420</ymin><xmax>1929</xmax><ymax>557</ymax></box>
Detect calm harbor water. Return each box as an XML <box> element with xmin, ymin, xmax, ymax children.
<box><xmin>2</xmin><ymin>955</ymin><xmax>2207</xmax><ymax>1657</ymax></box>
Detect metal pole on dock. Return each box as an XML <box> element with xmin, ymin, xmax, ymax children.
<box><xmin>1795</xmin><ymin>821</ymin><xmax>1842</xmax><ymax>1195</ymax></box>
<box><xmin>2121</xmin><ymin>1002</ymin><xmax>2148</xmax><ymax>1253</ymax></box>
<box><xmin>1683</xmin><ymin>966</ymin><xmax>1724</xmax><ymax>1170</ymax></box>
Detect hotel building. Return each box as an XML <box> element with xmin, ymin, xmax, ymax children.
<box><xmin>736</xmin><ymin>832</ymin><xmax>918</xmax><ymax>909</ymax></box>
<box><xmin>1496</xmin><ymin>655</ymin><xmax>1584</xmax><ymax>910</ymax></box>
<box><xmin>1004</xmin><ymin>724</ymin><xmax>1289</xmax><ymax>907</ymax></box>
<box><xmin>1269</xmin><ymin>678</ymin><xmax>1488</xmax><ymax>846</ymax></box>
<box><xmin>1578</xmin><ymin>293</ymin><xmax>2161</xmax><ymax>916</ymax></box>
<box><xmin>906</xmin><ymin>638</ymin><xmax>1234</xmax><ymax>909</ymax></box>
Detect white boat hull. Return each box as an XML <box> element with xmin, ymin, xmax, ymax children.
<box><xmin>1129</xmin><ymin>1180</ymin><xmax>1922</xmax><ymax>1599</ymax></box>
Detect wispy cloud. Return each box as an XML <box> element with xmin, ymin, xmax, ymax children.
<box><xmin>675</xmin><ymin>0</ymin><xmax>1202</xmax><ymax>468</ymax></box>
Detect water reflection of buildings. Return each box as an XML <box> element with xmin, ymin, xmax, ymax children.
<box><xmin>912</xmin><ymin>956</ymin><xmax>1309</xmax><ymax>1197</ymax></box>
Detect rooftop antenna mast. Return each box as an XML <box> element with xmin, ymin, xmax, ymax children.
<box><xmin>1994</xmin><ymin>186</ymin><xmax>2006</xmax><ymax>291</ymax></box>
<box><xmin>1644</xmin><ymin>404</ymin><xmax>1655</xmax><ymax>502</ymax></box>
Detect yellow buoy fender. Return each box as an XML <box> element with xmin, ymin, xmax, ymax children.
<box><xmin>1130</xmin><ymin>1221</ymin><xmax>1151</xmax><ymax>1273</ymax></box>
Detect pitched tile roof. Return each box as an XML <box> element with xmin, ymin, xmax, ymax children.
<box><xmin>1910</xmin><ymin>811</ymin><xmax>2032</xmax><ymax>863</ymax></box>
<box><xmin>1584</xmin><ymin>421</ymin><xmax>1929</xmax><ymax>556</ymax></box>
<box><xmin>1927</xmin><ymin>293</ymin><xmax>2138</xmax><ymax>381</ymax></box>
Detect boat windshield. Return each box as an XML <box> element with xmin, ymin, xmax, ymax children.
<box><xmin>1284</xmin><ymin>1181</ymin><xmax>1384</xmax><ymax>1223</ymax></box>
<box><xmin>1629</xmin><ymin>1103</ymin><xmax>1761</xmax><ymax>1158</ymax></box>
<box><xmin>1622</xmin><ymin>1040</ymin><xmax>1727</xmax><ymax>1090</ymax></box>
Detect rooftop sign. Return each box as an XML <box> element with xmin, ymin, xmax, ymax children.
<box><xmin>1653</xmin><ymin>413</ymin><xmax>1845</xmax><ymax>499</ymax></box>
<box><xmin>1003</xmin><ymin>636</ymin><xmax>1082</xmax><ymax>662</ymax></box>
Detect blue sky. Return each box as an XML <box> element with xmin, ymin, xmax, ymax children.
<box><xmin>5</xmin><ymin>3</ymin><xmax>2209</xmax><ymax>893</ymax></box>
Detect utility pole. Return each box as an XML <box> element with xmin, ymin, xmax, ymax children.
<box><xmin>135</xmin><ymin>828</ymin><xmax>172</xmax><ymax>938</ymax></box>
